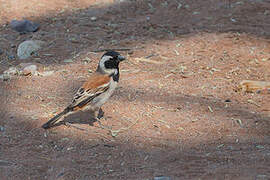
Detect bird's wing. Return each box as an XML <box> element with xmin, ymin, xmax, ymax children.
<box><xmin>68</xmin><ymin>73</ymin><xmax>111</xmax><ymax>110</ymax></box>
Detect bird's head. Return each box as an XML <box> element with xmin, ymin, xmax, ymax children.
<box><xmin>97</xmin><ymin>50</ymin><xmax>126</xmax><ymax>75</ymax></box>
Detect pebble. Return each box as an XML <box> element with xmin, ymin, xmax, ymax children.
<box><xmin>63</xmin><ymin>59</ymin><xmax>73</xmax><ymax>63</ymax></box>
<box><xmin>154</xmin><ymin>176</ymin><xmax>171</xmax><ymax>180</ymax></box>
<box><xmin>90</xmin><ymin>16</ymin><xmax>97</xmax><ymax>21</ymax></box>
<box><xmin>115</xmin><ymin>0</ymin><xmax>130</xmax><ymax>2</ymax></box>
<box><xmin>17</xmin><ymin>40</ymin><xmax>45</xmax><ymax>59</ymax></box>
<box><xmin>38</xmin><ymin>71</ymin><xmax>54</xmax><ymax>76</ymax></box>
<box><xmin>8</xmin><ymin>55</ymin><xmax>15</xmax><ymax>60</ymax></box>
<box><xmin>4</xmin><ymin>67</ymin><xmax>19</xmax><ymax>75</ymax></box>
<box><xmin>2</xmin><ymin>63</ymin><xmax>38</xmax><ymax>78</ymax></box>
<box><xmin>0</xmin><ymin>74</ymin><xmax>10</xmax><ymax>81</ymax></box>
<box><xmin>0</xmin><ymin>160</ymin><xmax>13</xmax><ymax>167</ymax></box>
<box><xmin>10</xmin><ymin>19</ymin><xmax>40</xmax><ymax>34</ymax></box>
<box><xmin>22</xmin><ymin>64</ymin><xmax>38</xmax><ymax>75</ymax></box>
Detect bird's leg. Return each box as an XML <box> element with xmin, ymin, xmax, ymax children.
<box><xmin>97</xmin><ymin>108</ymin><xmax>104</xmax><ymax>119</ymax></box>
<box><xmin>92</xmin><ymin>108</ymin><xmax>102</xmax><ymax>123</ymax></box>
<box><xmin>94</xmin><ymin>108</ymin><xmax>112</xmax><ymax>130</ymax></box>
<box><xmin>92</xmin><ymin>108</ymin><xmax>104</xmax><ymax>121</ymax></box>
<box><xmin>98</xmin><ymin>108</ymin><xmax>112</xmax><ymax>120</ymax></box>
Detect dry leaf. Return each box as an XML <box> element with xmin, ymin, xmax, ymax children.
<box><xmin>239</xmin><ymin>80</ymin><xmax>270</xmax><ymax>93</ymax></box>
<box><xmin>135</xmin><ymin>57</ymin><xmax>164</xmax><ymax>64</ymax></box>
<box><xmin>247</xmin><ymin>99</ymin><xmax>260</xmax><ymax>107</ymax></box>
<box><xmin>208</xmin><ymin>106</ymin><xmax>214</xmax><ymax>113</ymax></box>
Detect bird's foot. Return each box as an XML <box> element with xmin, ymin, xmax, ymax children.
<box><xmin>97</xmin><ymin>108</ymin><xmax>104</xmax><ymax>119</ymax></box>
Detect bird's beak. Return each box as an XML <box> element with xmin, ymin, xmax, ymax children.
<box><xmin>117</xmin><ymin>55</ymin><xmax>126</xmax><ymax>62</ymax></box>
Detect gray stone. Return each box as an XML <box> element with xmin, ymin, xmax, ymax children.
<box><xmin>90</xmin><ymin>16</ymin><xmax>97</xmax><ymax>21</ymax></box>
<box><xmin>10</xmin><ymin>19</ymin><xmax>39</xmax><ymax>34</ymax></box>
<box><xmin>114</xmin><ymin>0</ymin><xmax>131</xmax><ymax>2</ymax></box>
<box><xmin>154</xmin><ymin>176</ymin><xmax>171</xmax><ymax>180</ymax></box>
<box><xmin>8</xmin><ymin>55</ymin><xmax>15</xmax><ymax>60</ymax></box>
<box><xmin>0</xmin><ymin>160</ymin><xmax>13</xmax><ymax>167</ymax></box>
<box><xmin>17</xmin><ymin>40</ymin><xmax>45</xmax><ymax>59</ymax></box>
<box><xmin>63</xmin><ymin>59</ymin><xmax>73</xmax><ymax>63</ymax></box>
<box><xmin>0</xmin><ymin>74</ymin><xmax>10</xmax><ymax>81</ymax></box>
<box><xmin>38</xmin><ymin>71</ymin><xmax>54</xmax><ymax>76</ymax></box>
<box><xmin>4</xmin><ymin>67</ymin><xmax>19</xmax><ymax>75</ymax></box>
<box><xmin>22</xmin><ymin>64</ymin><xmax>38</xmax><ymax>75</ymax></box>
<box><xmin>17</xmin><ymin>63</ymin><xmax>38</xmax><ymax>75</ymax></box>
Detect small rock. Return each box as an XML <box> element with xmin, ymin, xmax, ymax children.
<box><xmin>264</xmin><ymin>10</ymin><xmax>270</xmax><ymax>15</ymax></box>
<box><xmin>60</xmin><ymin>137</ymin><xmax>70</xmax><ymax>141</ymax></box>
<box><xmin>114</xmin><ymin>0</ymin><xmax>129</xmax><ymax>2</ymax></box>
<box><xmin>38</xmin><ymin>71</ymin><xmax>54</xmax><ymax>76</ymax></box>
<box><xmin>90</xmin><ymin>16</ymin><xmax>97</xmax><ymax>21</ymax></box>
<box><xmin>18</xmin><ymin>62</ymin><xmax>33</xmax><ymax>69</ymax></box>
<box><xmin>4</xmin><ymin>67</ymin><xmax>19</xmax><ymax>75</ymax></box>
<box><xmin>69</xmin><ymin>37</ymin><xmax>80</xmax><ymax>43</ymax></box>
<box><xmin>8</xmin><ymin>55</ymin><xmax>15</xmax><ymax>60</ymax></box>
<box><xmin>257</xmin><ymin>174</ymin><xmax>267</xmax><ymax>178</ymax></box>
<box><xmin>0</xmin><ymin>126</ymin><xmax>4</xmax><ymax>131</ymax></box>
<box><xmin>193</xmin><ymin>11</ymin><xmax>200</xmax><ymax>15</ymax></box>
<box><xmin>10</xmin><ymin>19</ymin><xmax>40</xmax><ymax>34</ymax></box>
<box><xmin>0</xmin><ymin>74</ymin><xmax>10</xmax><ymax>81</ymax></box>
<box><xmin>63</xmin><ymin>59</ymin><xmax>73</xmax><ymax>63</ymax></box>
<box><xmin>256</xmin><ymin>145</ymin><xmax>264</xmax><ymax>149</ymax></box>
<box><xmin>22</xmin><ymin>64</ymin><xmax>38</xmax><ymax>75</ymax></box>
<box><xmin>0</xmin><ymin>160</ymin><xmax>13</xmax><ymax>167</ymax></box>
<box><xmin>17</xmin><ymin>40</ymin><xmax>45</xmax><ymax>59</ymax></box>
<box><xmin>67</xmin><ymin>147</ymin><xmax>74</xmax><ymax>151</ymax></box>
<box><xmin>154</xmin><ymin>176</ymin><xmax>171</xmax><ymax>180</ymax></box>
<box><xmin>230</xmin><ymin>18</ymin><xmax>237</xmax><ymax>22</ymax></box>
<box><xmin>0</xmin><ymin>49</ymin><xmax>3</xmax><ymax>55</ymax></box>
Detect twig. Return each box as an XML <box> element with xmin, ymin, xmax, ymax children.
<box><xmin>65</xmin><ymin>122</ymin><xmax>86</xmax><ymax>131</ymax></box>
<box><xmin>64</xmin><ymin>122</ymin><xmax>112</xmax><ymax>141</ymax></box>
<box><xmin>96</xmin><ymin>119</ymin><xmax>112</xmax><ymax>130</ymax></box>
<box><xmin>96</xmin><ymin>117</ymin><xmax>139</xmax><ymax>137</ymax></box>
<box><xmin>145</xmin><ymin>54</ymin><xmax>157</xmax><ymax>59</ymax></box>
<box><xmin>135</xmin><ymin>57</ymin><xmax>165</xmax><ymax>64</ymax></box>
<box><xmin>109</xmin><ymin>118</ymin><xmax>139</xmax><ymax>137</ymax></box>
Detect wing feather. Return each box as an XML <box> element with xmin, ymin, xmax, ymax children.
<box><xmin>69</xmin><ymin>73</ymin><xmax>111</xmax><ymax>110</ymax></box>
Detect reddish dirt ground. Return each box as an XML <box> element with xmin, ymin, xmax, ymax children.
<box><xmin>0</xmin><ymin>0</ymin><xmax>270</xmax><ymax>179</ymax></box>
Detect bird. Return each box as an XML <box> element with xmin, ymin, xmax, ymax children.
<box><xmin>42</xmin><ymin>50</ymin><xmax>126</xmax><ymax>129</ymax></box>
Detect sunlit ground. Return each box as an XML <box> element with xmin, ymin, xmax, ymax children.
<box><xmin>0</xmin><ymin>0</ymin><xmax>115</xmax><ymax>24</ymax></box>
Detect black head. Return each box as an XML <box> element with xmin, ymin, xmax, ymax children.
<box><xmin>102</xmin><ymin>51</ymin><xmax>125</xmax><ymax>60</ymax></box>
<box><xmin>97</xmin><ymin>51</ymin><xmax>125</xmax><ymax>77</ymax></box>
<box><xmin>101</xmin><ymin>50</ymin><xmax>125</xmax><ymax>69</ymax></box>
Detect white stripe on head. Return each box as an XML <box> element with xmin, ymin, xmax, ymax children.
<box><xmin>98</xmin><ymin>55</ymin><xmax>118</xmax><ymax>75</ymax></box>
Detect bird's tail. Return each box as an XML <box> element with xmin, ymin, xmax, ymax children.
<box><xmin>42</xmin><ymin>108</ymin><xmax>71</xmax><ymax>129</ymax></box>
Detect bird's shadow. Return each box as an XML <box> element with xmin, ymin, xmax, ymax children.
<box><xmin>56</xmin><ymin>109</ymin><xmax>105</xmax><ymax>127</ymax></box>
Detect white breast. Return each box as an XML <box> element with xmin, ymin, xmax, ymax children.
<box><xmin>92</xmin><ymin>79</ymin><xmax>118</xmax><ymax>109</ymax></box>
